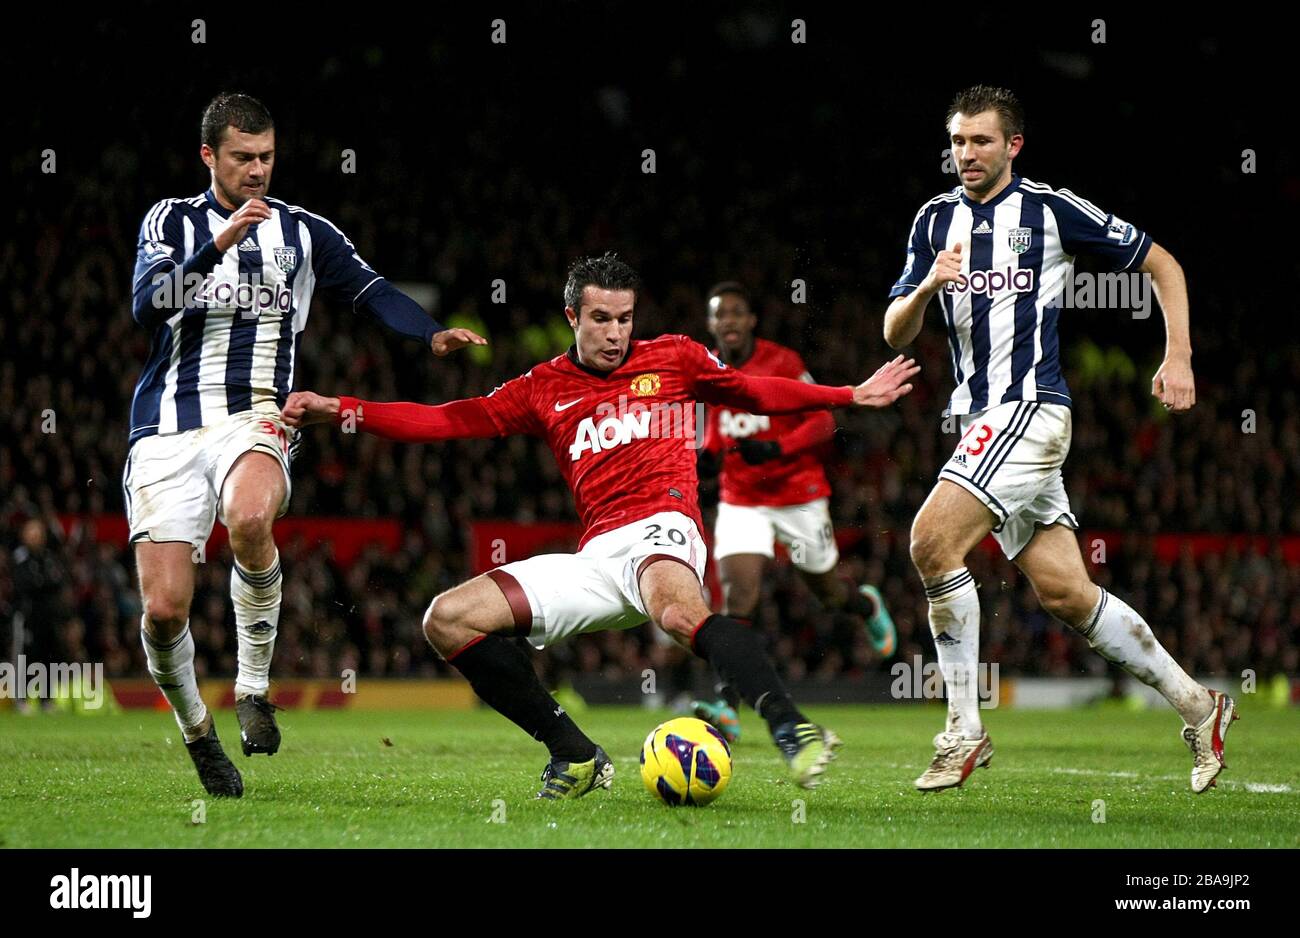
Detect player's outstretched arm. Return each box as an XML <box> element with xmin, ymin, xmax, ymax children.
<box><xmin>851</xmin><ymin>354</ymin><xmax>920</xmax><ymax>407</ymax></box>
<box><xmin>1140</xmin><ymin>242</ymin><xmax>1194</xmax><ymax>413</ymax></box>
<box><xmin>281</xmin><ymin>391</ymin><xmax>500</xmax><ymax>441</ymax></box>
<box><xmin>695</xmin><ymin>351</ymin><xmax>918</xmax><ymax>414</ymax></box>
<box><xmin>884</xmin><ymin>243</ymin><xmax>964</xmax><ymax>348</ymax></box>
<box><xmin>353</xmin><ymin>281</ymin><xmax>488</xmax><ymax>357</ymax></box>
<box><xmin>303</xmin><ymin>211</ymin><xmax>488</xmax><ymax>357</ymax></box>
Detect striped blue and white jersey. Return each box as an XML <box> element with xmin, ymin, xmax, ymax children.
<box><xmin>890</xmin><ymin>175</ymin><xmax>1151</xmax><ymax>415</ymax></box>
<box><xmin>128</xmin><ymin>188</ymin><xmax>436</xmax><ymax>446</ymax></box>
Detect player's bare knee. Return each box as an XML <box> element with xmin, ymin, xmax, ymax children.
<box><xmin>421</xmin><ymin>593</ymin><xmax>455</xmax><ymax>645</ymax></box>
<box><xmin>142</xmin><ymin>593</ymin><xmax>189</xmax><ymax>638</ymax></box>
<box><xmin>422</xmin><ymin>589</ymin><xmax>479</xmax><ymax>645</ymax></box>
<box><xmin>225</xmin><ymin>508</ymin><xmax>274</xmax><ymax>552</ymax></box>
<box><xmin>909</xmin><ymin>523</ymin><xmax>950</xmax><ymax>578</ymax></box>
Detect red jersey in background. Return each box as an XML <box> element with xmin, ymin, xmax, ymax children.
<box><xmin>703</xmin><ymin>338</ymin><xmax>835</xmax><ymax>507</ymax></box>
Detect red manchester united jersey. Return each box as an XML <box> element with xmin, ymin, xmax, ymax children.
<box><xmin>705</xmin><ymin>338</ymin><xmax>834</xmax><ymax>507</ymax></box>
<box><xmin>337</xmin><ymin>334</ymin><xmax>853</xmax><ymax>548</ymax></box>
<box><xmin>479</xmin><ymin>335</ymin><xmax>722</xmax><ymax>546</ymax></box>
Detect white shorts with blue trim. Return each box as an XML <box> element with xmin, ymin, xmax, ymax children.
<box><xmin>938</xmin><ymin>401</ymin><xmax>1077</xmax><ymax>559</ymax></box>
<box><xmin>122</xmin><ymin>406</ymin><xmax>295</xmax><ymax>550</ymax></box>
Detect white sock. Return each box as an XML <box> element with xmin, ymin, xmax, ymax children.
<box><xmin>1078</xmin><ymin>588</ymin><xmax>1210</xmax><ymax>725</ymax></box>
<box><xmin>231</xmin><ymin>551</ymin><xmax>282</xmax><ymax>698</ymax></box>
<box><xmin>924</xmin><ymin>568</ymin><xmax>983</xmax><ymax>738</ymax></box>
<box><xmin>140</xmin><ymin>618</ymin><xmax>208</xmax><ymax>740</ymax></box>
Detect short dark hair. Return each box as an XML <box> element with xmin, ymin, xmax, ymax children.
<box><xmin>201</xmin><ymin>93</ymin><xmax>274</xmax><ymax>152</ymax></box>
<box><xmin>563</xmin><ymin>252</ymin><xmax>642</xmax><ymax>315</ymax></box>
<box><xmin>946</xmin><ymin>85</ymin><xmax>1024</xmax><ymax>140</ymax></box>
<box><xmin>706</xmin><ymin>281</ymin><xmax>752</xmax><ymax>308</ymax></box>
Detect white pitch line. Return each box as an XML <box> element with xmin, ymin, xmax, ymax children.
<box><xmin>1049</xmin><ymin>767</ymin><xmax>1140</xmax><ymax>779</ymax></box>
<box><xmin>1040</xmin><ymin>765</ymin><xmax>1292</xmax><ymax>793</ymax></box>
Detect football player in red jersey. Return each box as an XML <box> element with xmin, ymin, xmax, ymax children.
<box><xmin>284</xmin><ymin>254</ymin><xmax>918</xmax><ymax>799</ymax></box>
<box><xmin>690</xmin><ymin>282</ymin><xmax>898</xmax><ymax>743</ymax></box>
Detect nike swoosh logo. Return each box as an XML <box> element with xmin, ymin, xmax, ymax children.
<box><xmin>554</xmin><ymin>398</ymin><xmax>584</xmax><ymax>412</ymax></box>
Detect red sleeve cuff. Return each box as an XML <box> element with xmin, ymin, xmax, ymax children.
<box><xmin>335</xmin><ymin>395</ymin><xmax>362</xmax><ymax>424</ymax></box>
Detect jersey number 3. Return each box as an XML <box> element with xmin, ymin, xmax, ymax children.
<box><xmin>959</xmin><ymin>423</ymin><xmax>995</xmax><ymax>456</ymax></box>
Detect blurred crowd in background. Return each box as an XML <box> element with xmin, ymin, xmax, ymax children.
<box><xmin>3</xmin><ymin>10</ymin><xmax>1294</xmax><ymax>688</ymax></box>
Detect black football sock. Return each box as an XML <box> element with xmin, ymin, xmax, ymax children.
<box><xmin>712</xmin><ymin>616</ymin><xmax>750</xmax><ymax>709</ymax></box>
<box><xmin>691</xmin><ymin>614</ymin><xmax>805</xmax><ymax>734</ymax></box>
<box><xmin>717</xmin><ymin>613</ymin><xmax>759</xmax><ymax>701</ymax></box>
<box><xmin>449</xmin><ymin>634</ymin><xmax>596</xmax><ymax>762</ymax></box>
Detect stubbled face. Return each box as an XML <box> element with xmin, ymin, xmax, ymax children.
<box><xmin>707</xmin><ymin>291</ymin><xmax>756</xmax><ymax>357</ymax></box>
<box><xmin>20</xmin><ymin>518</ymin><xmax>45</xmax><ymax>551</ymax></box>
<box><xmin>948</xmin><ymin>110</ymin><xmax>1021</xmax><ymax>197</ymax></box>
<box><xmin>567</xmin><ymin>286</ymin><xmax>635</xmax><ymax>370</ymax></box>
<box><xmin>202</xmin><ymin>127</ymin><xmax>275</xmax><ymax>209</ymax></box>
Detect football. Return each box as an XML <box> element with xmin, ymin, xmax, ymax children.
<box><xmin>640</xmin><ymin>717</ymin><xmax>733</xmax><ymax>806</ymax></box>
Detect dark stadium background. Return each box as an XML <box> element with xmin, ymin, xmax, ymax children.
<box><xmin>3</xmin><ymin>7</ymin><xmax>1294</xmax><ymax>700</ymax></box>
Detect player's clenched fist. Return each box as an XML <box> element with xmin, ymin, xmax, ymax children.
<box><xmin>853</xmin><ymin>355</ymin><xmax>920</xmax><ymax>407</ymax></box>
<box><xmin>921</xmin><ymin>242</ymin><xmax>964</xmax><ymax>294</ymax></box>
<box><xmin>281</xmin><ymin>390</ymin><xmax>341</xmax><ymax>428</ymax></box>
<box><xmin>213</xmin><ymin>198</ymin><xmax>274</xmax><ymax>253</ymax></box>
<box><xmin>1152</xmin><ymin>356</ymin><xmax>1195</xmax><ymax>413</ymax></box>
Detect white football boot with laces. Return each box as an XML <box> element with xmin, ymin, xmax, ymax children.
<box><xmin>914</xmin><ymin>730</ymin><xmax>993</xmax><ymax>791</ymax></box>
<box><xmin>1183</xmin><ymin>690</ymin><xmax>1238</xmax><ymax>793</ymax></box>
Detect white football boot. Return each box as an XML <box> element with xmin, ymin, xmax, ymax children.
<box><xmin>914</xmin><ymin>730</ymin><xmax>994</xmax><ymax>791</ymax></box>
<box><xmin>1182</xmin><ymin>690</ymin><xmax>1239</xmax><ymax>793</ymax></box>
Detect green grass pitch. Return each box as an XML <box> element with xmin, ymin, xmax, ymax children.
<box><xmin>2</xmin><ymin>703</ymin><xmax>1296</xmax><ymax>848</ymax></box>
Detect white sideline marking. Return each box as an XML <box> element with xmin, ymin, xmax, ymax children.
<box><xmin>1042</xmin><ymin>766</ymin><xmax>1292</xmax><ymax>793</ymax></box>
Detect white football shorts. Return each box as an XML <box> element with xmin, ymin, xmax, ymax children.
<box><xmin>937</xmin><ymin>400</ymin><xmax>1078</xmax><ymax>558</ymax></box>
<box><xmin>711</xmin><ymin>497</ymin><xmax>839</xmax><ymax>574</ymax></box>
<box><xmin>492</xmin><ymin>511</ymin><xmax>708</xmax><ymax>650</ymax></box>
<box><xmin>122</xmin><ymin>407</ymin><xmax>296</xmax><ymax>550</ymax></box>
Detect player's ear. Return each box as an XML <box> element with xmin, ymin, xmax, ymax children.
<box><xmin>564</xmin><ymin>306</ymin><xmax>579</xmax><ymax>329</ymax></box>
<box><xmin>1008</xmin><ymin>134</ymin><xmax>1024</xmax><ymax>159</ymax></box>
